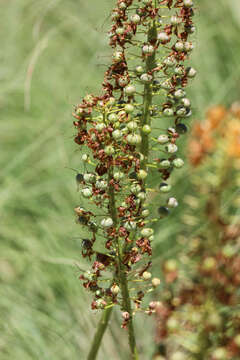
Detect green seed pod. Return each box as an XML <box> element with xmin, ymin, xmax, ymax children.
<box><xmin>158</xmin><ymin>134</ymin><xmax>169</xmax><ymax>144</ymax></box>
<box><xmin>101</xmin><ymin>217</ymin><xmax>113</xmax><ymax>228</ymax></box>
<box><xmin>127</xmin><ymin>121</ymin><xmax>138</xmax><ymax>131</ymax></box>
<box><xmin>183</xmin><ymin>0</ymin><xmax>193</xmax><ymax>7</ymax></box>
<box><xmin>159</xmin><ymin>182</ymin><xmax>172</xmax><ymax>193</ymax></box>
<box><xmin>187</xmin><ymin>67</ymin><xmax>197</xmax><ymax>78</ymax></box>
<box><xmin>81</xmin><ymin>187</ymin><xmax>93</xmax><ymax>198</ymax></box>
<box><xmin>137</xmin><ymin>169</ymin><xmax>148</xmax><ymax>180</ymax></box>
<box><xmin>141</xmin><ymin>228</ymin><xmax>154</xmax><ymax>238</ymax></box>
<box><xmin>125</xmin><ymin>104</ymin><xmax>134</xmax><ymax>113</ymax></box>
<box><xmin>175</xmin><ymin>41</ymin><xmax>184</xmax><ymax>51</ymax></box>
<box><xmin>126</xmin><ymin>133</ymin><xmax>142</xmax><ymax>145</ymax></box>
<box><xmin>113</xmin><ymin>171</ymin><xmax>124</xmax><ymax>181</ymax></box>
<box><xmin>167</xmin><ymin>197</ymin><xmax>178</xmax><ymax>208</ymax></box>
<box><xmin>163</xmin><ymin>108</ymin><xmax>174</xmax><ymax>117</ymax></box>
<box><xmin>166</xmin><ymin>144</ymin><xmax>178</xmax><ymax>153</ymax></box>
<box><xmin>104</xmin><ymin>145</ymin><xmax>115</xmax><ymax>155</ymax></box>
<box><xmin>159</xmin><ymin>159</ymin><xmax>171</xmax><ymax>169</ymax></box>
<box><xmin>135</xmin><ymin>65</ymin><xmax>144</xmax><ymax>74</ymax></box>
<box><xmin>142</xmin><ymin>271</ymin><xmax>152</xmax><ymax>280</ymax></box>
<box><xmin>96</xmin><ymin>123</ymin><xmax>105</xmax><ymax>131</ymax></box>
<box><xmin>130</xmin><ymin>183</ymin><xmax>141</xmax><ymax>194</ymax></box>
<box><xmin>125</xmin><ymin>85</ymin><xmax>136</xmax><ymax>95</ymax></box>
<box><xmin>130</xmin><ymin>14</ymin><xmax>141</xmax><ymax>24</ymax></box>
<box><xmin>142</xmin><ymin>209</ymin><xmax>150</xmax><ymax>217</ymax></box>
<box><xmin>142</xmin><ymin>124</ymin><xmax>151</xmax><ymax>134</ymax></box>
<box><xmin>157</xmin><ymin>32</ymin><xmax>169</xmax><ymax>43</ymax></box>
<box><xmin>142</xmin><ymin>44</ymin><xmax>154</xmax><ymax>54</ymax></box>
<box><xmin>112</xmin><ymin>129</ymin><xmax>123</xmax><ymax>140</ymax></box>
<box><xmin>173</xmin><ymin>158</ymin><xmax>184</xmax><ymax>168</ymax></box>
<box><xmin>108</xmin><ymin>113</ymin><xmax>118</xmax><ymax>122</ymax></box>
<box><xmin>140</xmin><ymin>73</ymin><xmax>153</xmax><ymax>83</ymax></box>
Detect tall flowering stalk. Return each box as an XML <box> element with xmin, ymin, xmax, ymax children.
<box><xmin>154</xmin><ymin>104</ymin><xmax>240</xmax><ymax>360</ymax></box>
<box><xmin>72</xmin><ymin>0</ymin><xmax>196</xmax><ymax>358</ymax></box>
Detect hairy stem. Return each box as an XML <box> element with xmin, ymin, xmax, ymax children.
<box><xmin>108</xmin><ymin>167</ymin><xmax>138</xmax><ymax>359</ymax></box>
<box><xmin>87</xmin><ymin>307</ymin><xmax>113</xmax><ymax>360</ymax></box>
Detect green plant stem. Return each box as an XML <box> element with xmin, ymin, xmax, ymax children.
<box><xmin>108</xmin><ymin>167</ymin><xmax>139</xmax><ymax>360</ymax></box>
<box><xmin>87</xmin><ymin>307</ymin><xmax>113</xmax><ymax>360</ymax></box>
<box><xmin>140</xmin><ymin>21</ymin><xmax>157</xmax><ymax>169</ymax></box>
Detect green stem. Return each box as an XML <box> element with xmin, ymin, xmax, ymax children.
<box><xmin>140</xmin><ymin>22</ymin><xmax>157</xmax><ymax>169</ymax></box>
<box><xmin>108</xmin><ymin>167</ymin><xmax>139</xmax><ymax>360</ymax></box>
<box><xmin>87</xmin><ymin>307</ymin><xmax>113</xmax><ymax>360</ymax></box>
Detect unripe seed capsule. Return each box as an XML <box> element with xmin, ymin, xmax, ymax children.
<box><xmin>125</xmin><ymin>104</ymin><xmax>134</xmax><ymax>113</ymax></box>
<box><xmin>113</xmin><ymin>51</ymin><xmax>123</xmax><ymax>63</ymax></box>
<box><xmin>119</xmin><ymin>77</ymin><xmax>129</xmax><ymax>87</ymax></box>
<box><xmin>111</xmin><ymin>284</ymin><xmax>120</xmax><ymax>295</ymax></box>
<box><xmin>126</xmin><ymin>133</ymin><xmax>142</xmax><ymax>145</ymax></box>
<box><xmin>142</xmin><ymin>44</ymin><xmax>154</xmax><ymax>54</ymax></box>
<box><xmin>170</xmin><ymin>16</ymin><xmax>180</xmax><ymax>25</ymax></box>
<box><xmin>157</xmin><ymin>32</ymin><xmax>169</xmax><ymax>43</ymax></box>
<box><xmin>116</xmin><ymin>27</ymin><xmax>124</xmax><ymax>35</ymax></box>
<box><xmin>95</xmin><ymin>180</ymin><xmax>107</xmax><ymax>190</ymax></box>
<box><xmin>152</xmin><ymin>278</ymin><xmax>161</xmax><ymax>287</ymax></box>
<box><xmin>181</xmin><ymin>98</ymin><xmax>191</xmax><ymax>107</ymax></box>
<box><xmin>119</xmin><ymin>2</ymin><xmax>127</xmax><ymax>9</ymax></box>
<box><xmin>135</xmin><ymin>65</ymin><xmax>144</xmax><ymax>74</ymax></box>
<box><xmin>141</xmin><ymin>228</ymin><xmax>154</xmax><ymax>237</ymax></box>
<box><xmin>105</xmin><ymin>145</ymin><xmax>115</xmax><ymax>155</ymax></box>
<box><xmin>130</xmin><ymin>14</ymin><xmax>141</xmax><ymax>24</ymax></box>
<box><xmin>161</xmin><ymin>80</ymin><xmax>172</xmax><ymax>90</ymax></box>
<box><xmin>187</xmin><ymin>67</ymin><xmax>197</xmax><ymax>78</ymax></box>
<box><xmin>142</xmin><ymin>209</ymin><xmax>150</xmax><ymax>217</ymax></box>
<box><xmin>127</xmin><ymin>121</ymin><xmax>138</xmax><ymax>131</ymax></box>
<box><xmin>183</xmin><ymin>0</ymin><xmax>193</xmax><ymax>8</ymax></box>
<box><xmin>125</xmin><ymin>85</ymin><xmax>136</xmax><ymax>96</ymax></box>
<box><xmin>159</xmin><ymin>182</ymin><xmax>172</xmax><ymax>193</ymax></box>
<box><xmin>142</xmin><ymin>124</ymin><xmax>151</xmax><ymax>134</ymax></box>
<box><xmin>84</xmin><ymin>173</ymin><xmax>96</xmax><ymax>183</ymax></box>
<box><xmin>130</xmin><ymin>183</ymin><xmax>141</xmax><ymax>194</ymax></box>
<box><xmin>96</xmin><ymin>123</ymin><xmax>105</xmax><ymax>131</ymax></box>
<box><xmin>176</xmin><ymin>107</ymin><xmax>187</xmax><ymax>117</ymax></box>
<box><xmin>82</xmin><ymin>154</ymin><xmax>89</xmax><ymax>162</ymax></box>
<box><xmin>184</xmin><ymin>41</ymin><xmax>194</xmax><ymax>52</ymax></box>
<box><xmin>108</xmin><ymin>113</ymin><xmax>118</xmax><ymax>122</ymax></box>
<box><xmin>112</xmin><ymin>129</ymin><xmax>123</xmax><ymax>140</ymax></box>
<box><xmin>167</xmin><ymin>144</ymin><xmax>178</xmax><ymax>153</ymax></box>
<box><xmin>174</xmin><ymin>66</ymin><xmax>184</xmax><ymax>75</ymax></box>
<box><xmin>142</xmin><ymin>271</ymin><xmax>152</xmax><ymax>280</ymax></box>
<box><xmin>159</xmin><ymin>159</ymin><xmax>171</xmax><ymax>168</ymax></box>
<box><xmin>137</xmin><ymin>192</ymin><xmax>146</xmax><ymax>200</ymax></box>
<box><xmin>163</xmin><ymin>108</ymin><xmax>174</xmax><ymax>117</ymax></box>
<box><xmin>108</xmin><ymin>97</ymin><xmax>116</xmax><ymax>106</ymax></box>
<box><xmin>164</xmin><ymin>56</ymin><xmax>176</xmax><ymax>67</ymax></box>
<box><xmin>137</xmin><ymin>169</ymin><xmax>148</xmax><ymax>180</ymax></box>
<box><xmin>81</xmin><ymin>187</ymin><xmax>92</xmax><ymax>198</ymax></box>
<box><xmin>174</xmin><ymin>89</ymin><xmax>186</xmax><ymax>99</ymax></box>
<box><xmin>173</xmin><ymin>158</ymin><xmax>184</xmax><ymax>168</ymax></box>
<box><xmin>113</xmin><ymin>171</ymin><xmax>124</xmax><ymax>181</ymax></box>
<box><xmin>124</xmin><ymin>221</ymin><xmax>136</xmax><ymax>231</ymax></box>
<box><xmin>140</xmin><ymin>73</ymin><xmax>153</xmax><ymax>83</ymax></box>
<box><xmin>101</xmin><ymin>217</ymin><xmax>113</xmax><ymax>228</ymax></box>
<box><xmin>167</xmin><ymin>197</ymin><xmax>178</xmax><ymax>208</ymax></box>
<box><xmin>158</xmin><ymin>135</ymin><xmax>169</xmax><ymax>144</ymax></box>
<box><xmin>175</xmin><ymin>41</ymin><xmax>184</xmax><ymax>51</ymax></box>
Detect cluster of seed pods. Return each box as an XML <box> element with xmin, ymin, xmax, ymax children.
<box><xmin>154</xmin><ymin>106</ymin><xmax>240</xmax><ymax>360</ymax></box>
<box><xmin>72</xmin><ymin>0</ymin><xmax>196</xmax><ymax>324</ymax></box>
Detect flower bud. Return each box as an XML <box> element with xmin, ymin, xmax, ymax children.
<box><xmin>135</xmin><ymin>65</ymin><xmax>144</xmax><ymax>74</ymax></box>
<box><xmin>157</xmin><ymin>32</ymin><xmax>169</xmax><ymax>43</ymax></box>
<box><xmin>140</xmin><ymin>73</ymin><xmax>153</xmax><ymax>83</ymax></box>
<box><xmin>113</xmin><ymin>51</ymin><xmax>123</xmax><ymax>63</ymax></box>
<box><xmin>96</xmin><ymin>123</ymin><xmax>105</xmax><ymax>131</ymax></box>
<box><xmin>105</xmin><ymin>145</ymin><xmax>115</xmax><ymax>155</ymax></box>
<box><xmin>84</xmin><ymin>173</ymin><xmax>96</xmax><ymax>183</ymax></box>
<box><xmin>164</xmin><ymin>56</ymin><xmax>176</xmax><ymax>67</ymax></box>
<box><xmin>127</xmin><ymin>121</ymin><xmax>138</xmax><ymax>131</ymax></box>
<box><xmin>124</xmin><ymin>221</ymin><xmax>136</xmax><ymax>231</ymax></box>
<box><xmin>130</xmin><ymin>183</ymin><xmax>141</xmax><ymax>194</ymax></box>
<box><xmin>159</xmin><ymin>159</ymin><xmax>171</xmax><ymax>169</ymax></box>
<box><xmin>111</xmin><ymin>284</ymin><xmax>120</xmax><ymax>295</ymax></box>
<box><xmin>113</xmin><ymin>171</ymin><xmax>124</xmax><ymax>181</ymax></box>
<box><xmin>142</xmin><ymin>209</ymin><xmax>150</xmax><ymax>217</ymax></box>
<box><xmin>174</xmin><ymin>89</ymin><xmax>186</xmax><ymax>99</ymax></box>
<box><xmin>130</xmin><ymin>14</ymin><xmax>141</xmax><ymax>24</ymax></box>
<box><xmin>82</xmin><ymin>154</ymin><xmax>89</xmax><ymax>162</ymax></box>
<box><xmin>125</xmin><ymin>104</ymin><xmax>134</xmax><ymax>113</ymax></box>
<box><xmin>187</xmin><ymin>67</ymin><xmax>197</xmax><ymax>78</ymax></box>
<box><xmin>112</xmin><ymin>129</ymin><xmax>123</xmax><ymax>140</ymax></box>
<box><xmin>159</xmin><ymin>182</ymin><xmax>172</xmax><ymax>193</ymax></box>
<box><xmin>108</xmin><ymin>113</ymin><xmax>118</xmax><ymax>122</ymax></box>
<box><xmin>212</xmin><ymin>348</ymin><xmax>228</xmax><ymax>360</ymax></box>
<box><xmin>137</xmin><ymin>169</ymin><xmax>148</xmax><ymax>180</ymax></box>
<box><xmin>175</xmin><ymin>41</ymin><xmax>184</xmax><ymax>51</ymax></box>
<box><xmin>142</xmin><ymin>44</ymin><xmax>154</xmax><ymax>54</ymax></box>
<box><xmin>163</xmin><ymin>108</ymin><xmax>174</xmax><ymax>117</ymax></box>
<box><xmin>183</xmin><ymin>0</ymin><xmax>193</xmax><ymax>8</ymax></box>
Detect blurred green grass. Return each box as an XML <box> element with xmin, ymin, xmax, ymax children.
<box><xmin>1</xmin><ymin>0</ymin><xmax>240</xmax><ymax>359</ymax></box>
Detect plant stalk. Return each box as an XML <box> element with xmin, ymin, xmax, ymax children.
<box><xmin>87</xmin><ymin>307</ymin><xmax>113</xmax><ymax>360</ymax></box>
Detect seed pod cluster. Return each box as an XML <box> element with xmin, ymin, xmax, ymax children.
<box><xmin>72</xmin><ymin>0</ymin><xmax>196</xmax><ymax>322</ymax></box>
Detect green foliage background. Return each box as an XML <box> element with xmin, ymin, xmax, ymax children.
<box><xmin>0</xmin><ymin>0</ymin><xmax>240</xmax><ymax>359</ymax></box>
